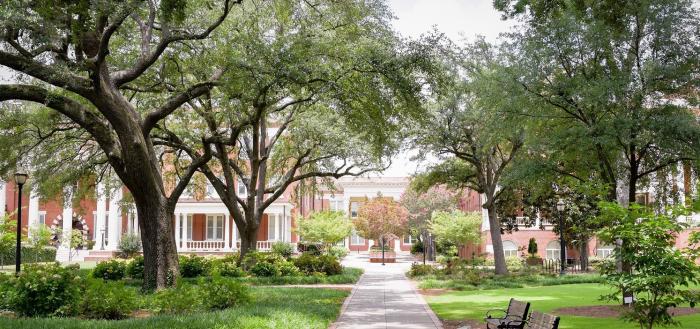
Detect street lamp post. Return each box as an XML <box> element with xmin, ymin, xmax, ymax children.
<box><xmin>556</xmin><ymin>199</ymin><xmax>566</xmax><ymax>276</ymax></box>
<box><xmin>14</xmin><ymin>172</ymin><xmax>28</xmax><ymax>274</ymax></box>
<box><xmin>381</xmin><ymin>235</ymin><xmax>386</xmax><ymax>266</ymax></box>
<box><xmin>422</xmin><ymin>232</ymin><xmax>426</xmax><ymax>265</ymax></box>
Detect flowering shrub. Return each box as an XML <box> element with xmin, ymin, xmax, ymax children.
<box><xmin>5</xmin><ymin>263</ymin><xmax>82</xmax><ymax>317</ymax></box>
<box><xmin>92</xmin><ymin>259</ymin><xmax>127</xmax><ymax>281</ymax></box>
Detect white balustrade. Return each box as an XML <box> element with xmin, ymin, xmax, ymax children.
<box><xmin>186</xmin><ymin>240</ymin><xmax>226</xmax><ymax>251</ymax></box>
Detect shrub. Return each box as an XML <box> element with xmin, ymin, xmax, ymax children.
<box><xmin>241</xmin><ymin>251</ymin><xmax>284</xmax><ymax>269</ymax></box>
<box><xmin>294</xmin><ymin>253</ymin><xmax>343</xmax><ymax>276</ymax></box>
<box><xmin>200</xmin><ymin>276</ymin><xmax>250</xmax><ymax>310</ymax></box>
<box><xmin>126</xmin><ymin>255</ymin><xmax>145</xmax><ymax>279</ymax></box>
<box><xmin>328</xmin><ymin>245</ymin><xmax>348</xmax><ymax>259</ymax></box>
<box><xmin>297</xmin><ymin>242</ymin><xmax>323</xmax><ymax>256</ymax></box>
<box><xmin>79</xmin><ymin>279</ymin><xmax>137</xmax><ymax>319</ymax></box>
<box><xmin>179</xmin><ymin>255</ymin><xmax>211</xmax><ymax>278</ymax></box>
<box><xmin>505</xmin><ymin>256</ymin><xmax>524</xmax><ymax>272</ymax></box>
<box><xmin>0</xmin><ymin>246</ymin><xmax>57</xmax><ymax>267</ymax></box>
<box><xmin>410</xmin><ymin>239</ymin><xmax>424</xmax><ymax>254</ymax></box>
<box><xmin>250</xmin><ymin>261</ymin><xmax>280</xmax><ymax>277</ymax></box>
<box><xmin>117</xmin><ymin>233</ymin><xmax>142</xmax><ymax>258</ymax></box>
<box><xmin>213</xmin><ymin>261</ymin><xmax>246</xmax><ymax>277</ymax></box>
<box><xmin>271</xmin><ymin>241</ymin><xmax>295</xmax><ymax>259</ymax></box>
<box><xmin>6</xmin><ymin>263</ymin><xmax>82</xmax><ymax>317</ymax></box>
<box><xmin>93</xmin><ymin>259</ymin><xmax>127</xmax><ymax>281</ymax></box>
<box><xmin>278</xmin><ymin>260</ymin><xmax>301</xmax><ymax>276</ymax></box>
<box><xmin>408</xmin><ymin>263</ymin><xmax>434</xmax><ymax>277</ymax></box>
<box><xmin>296</xmin><ymin>211</ymin><xmax>353</xmax><ymax>251</ymax></box>
<box><xmin>151</xmin><ymin>282</ymin><xmax>202</xmax><ymax>314</ymax></box>
<box><xmin>527</xmin><ymin>238</ymin><xmax>538</xmax><ymax>256</ymax></box>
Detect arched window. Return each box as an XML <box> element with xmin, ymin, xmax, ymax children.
<box><xmin>546</xmin><ymin>241</ymin><xmax>561</xmax><ymax>260</ymax></box>
<box><xmin>596</xmin><ymin>244</ymin><xmax>614</xmax><ymax>258</ymax></box>
<box><xmin>502</xmin><ymin>240</ymin><xmax>518</xmax><ymax>257</ymax></box>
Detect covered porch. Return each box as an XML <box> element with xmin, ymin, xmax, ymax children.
<box><xmin>173</xmin><ymin>201</ymin><xmax>294</xmax><ymax>252</ymax></box>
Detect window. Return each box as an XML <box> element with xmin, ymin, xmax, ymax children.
<box><xmin>503</xmin><ymin>240</ymin><xmax>518</xmax><ymax>258</ymax></box>
<box><xmin>403</xmin><ymin>235</ymin><xmax>415</xmax><ymax>245</ymax></box>
<box><xmin>596</xmin><ymin>244</ymin><xmax>614</xmax><ymax>258</ymax></box>
<box><xmin>329</xmin><ymin>200</ymin><xmax>344</xmax><ymax>213</ymax></box>
<box><xmin>350</xmin><ymin>231</ymin><xmax>365</xmax><ymax>245</ymax></box>
<box><xmin>546</xmin><ymin>241</ymin><xmax>561</xmax><ymax>260</ymax></box>
<box><xmin>268</xmin><ymin>214</ymin><xmax>285</xmax><ymax>241</ymax></box>
<box><xmin>39</xmin><ymin>211</ymin><xmax>46</xmax><ymax>225</ymax></box>
<box><xmin>350</xmin><ymin>202</ymin><xmax>360</xmax><ymax>218</ymax></box>
<box><xmin>635</xmin><ymin>193</ymin><xmax>650</xmax><ymax>206</ymax></box>
<box><xmin>187</xmin><ymin>214</ymin><xmax>193</xmax><ymax>240</ymax></box>
<box><xmin>237</xmin><ymin>182</ymin><xmax>248</xmax><ymax>196</ymax></box>
<box><xmin>206</xmin><ymin>215</ymin><xmax>224</xmax><ymax>240</ymax></box>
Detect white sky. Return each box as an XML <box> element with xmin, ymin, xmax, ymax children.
<box><xmin>378</xmin><ymin>0</ymin><xmax>514</xmax><ymax>178</ymax></box>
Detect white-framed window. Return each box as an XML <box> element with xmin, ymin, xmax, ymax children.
<box><xmin>268</xmin><ymin>214</ymin><xmax>285</xmax><ymax>241</ymax></box>
<box><xmin>503</xmin><ymin>240</ymin><xmax>518</xmax><ymax>257</ymax></box>
<box><xmin>350</xmin><ymin>231</ymin><xmax>365</xmax><ymax>245</ymax></box>
<box><xmin>237</xmin><ymin>182</ymin><xmax>248</xmax><ymax>196</ymax></box>
<box><xmin>596</xmin><ymin>244</ymin><xmax>614</xmax><ymax>258</ymax></box>
<box><xmin>350</xmin><ymin>202</ymin><xmax>360</xmax><ymax>218</ymax></box>
<box><xmin>206</xmin><ymin>215</ymin><xmax>224</xmax><ymax>241</ymax></box>
<box><xmin>403</xmin><ymin>235</ymin><xmax>415</xmax><ymax>245</ymax></box>
<box><xmin>546</xmin><ymin>241</ymin><xmax>561</xmax><ymax>260</ymax></box>
<box><xmin>329</xmin><ymin>199</ymin><xmax>344</xmax><ymax>213</ymax></box>
<box><xmin>187</xmin><ymin>214</ymin><xmax>193</xmax><ymax>240</ymax></box>
<box><xmin>39</xmin><ymin>211</ymin><xmax>46</xmax><ymax>225</ymax></box>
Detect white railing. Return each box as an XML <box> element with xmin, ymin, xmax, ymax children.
<box><xmin>186</xmin><ymin>240</ymin><xmax>226</xmax><ymax>251</ymax></box>
<box><xmin>540</xmin><ymin>218</ymin><xmax>554</xmax><ymax>226</ymax></box>
<box><xmin>515</xmin><ymin>216</ymin><xmax>534</xmax><ymax>227</ymax></box>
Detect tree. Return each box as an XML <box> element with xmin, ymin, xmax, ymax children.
<box><xmin>597</xmin><ymin>202</ymin><xmax>700</xmax><ymax>329</ymax></box>
<box><xmin>497</xmin><ymin>0</ymin><xmax>700</xmax><ymax>205</ymax></box>
<box><xmin>296</xmin><ymin>211</ymin><xmax>352</xmax><ymax>252</ymax></box>
<box><xmin>527</xmin><ymin>238</ymin><xmax>538</xmax><ymax>257</ymax></box>
<box><xmin>428</xmin><ymin>210</ymin><xmax>481</xmax><ymax>249</ymax></box>
<box><xmin>353</xmin><ymin>197</ymin><xmax>409</xmax><ymax>246</ymax></box>
<box><xmin>0</xmin><ymin>1</ymin><xmax>241</xmax><ymax>289</ymax></box>
<box><xmin>0</xmin><ymin>214</ymin><xmax>16</xmax><ymax>268</ymax></box>
<box><xmin>412</xmin><ymin>41</ymin><xmax>527</xmax><ymax>275</ymax></box>
<box><xmin>154</xmin><ymin>0</ymin><xmax>439</xmax><ymax>257</ymax></box>
<box><xmin>400</xmin><ymin>185</ymin><xmax>460</xmax><ymax>240</ymax></box>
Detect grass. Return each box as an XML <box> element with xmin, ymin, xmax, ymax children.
<box><xmin>0</xmin><ymin>287</ymin><xmax>348</xmax><ymax>329</ymax></box>
<box><xmin>416</xmin><ymin>272</ymin><xmax>603</xmax><ymax>290</ymax></box>
<box><xmin>425</xmin><ymin>283</ymin><xmax>700</xmax><ymax>329</ymax></box>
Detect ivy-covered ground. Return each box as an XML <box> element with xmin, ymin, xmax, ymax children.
<box><xmin>425</xmin><ymin>283</ymin><xmax>700</xmax><ymax>329</ymax></box>
<box><xmin>0</xmin><ymin>287</ymin><xmax>348</xmax><ymax>329</ymax></box>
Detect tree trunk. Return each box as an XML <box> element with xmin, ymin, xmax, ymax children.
<box><xmin>579</xmin><ymin>240</ymin><xmax>589</xmax><ymax>272</ymax></box>
<box><xmin>238</xmin><ymin>222</ymin><xmax>259</xmax><ymax>260</ymax></box>
<box><xmin>487</xmin><ymin>203</ymin><xmax>508</xmax><ymax>275</ymax></box>
<box><xmin>136</xmin><ymin>196</ymin><xmax>179</xmax><ymax>291</ymax></box>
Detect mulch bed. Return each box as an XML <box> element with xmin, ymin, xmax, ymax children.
<box><xmin>442</xmin><ymin>319</ymin><xmax>484</xmax><ymax>329</ymax></box>
<box><xmin>554</xmin><ymin>305</ymin><xmax>699</xmax><ymax>318</ymax></box>
<box><xmin>419</xmin><ymin>288</ymin><xmax>449</xmax><ymax>296</ymax></box>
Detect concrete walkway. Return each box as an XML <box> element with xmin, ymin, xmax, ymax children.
<box><xmin>332</xmin><ymin>253</ymin><xmax>442</xmax><ymax>329</ymax></box>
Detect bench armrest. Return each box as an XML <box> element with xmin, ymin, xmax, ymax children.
<box><xmin>485</xmin><ymin>309</ymin><xmax>507</xmax><ymax>318</ymax></box>
<box><xmin>506</xmin><ymin>318</ymin><xmax>527</xmax><ymax>328</ymax></box>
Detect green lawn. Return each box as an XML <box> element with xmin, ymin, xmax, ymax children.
<box><xmin>0</xmin><ymin>287</ymin><xmax>348</xmax><ymax>329</ymax></box>
<box><xmin>426</xmin><ymin>283</ymin><xmax>700</xmax><ymax>329</ymax></box>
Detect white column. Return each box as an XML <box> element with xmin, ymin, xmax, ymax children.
<box><xmin>174</xmin><ymin>212</ymin><xmax>181</xmax><ymax>250</ymax></box>
<box><xmin>94</xmin><ymin>183</ymin><xmax>107</xmax><ymax>250</ymax></box>
<box><xmin>61</xmin><ymin>205</ymin><xmax>73</xmax><ymax>248</ymax></box>
<box><xmin>27</xmin><ymin>190</ymin><xmax>39</xmax><ymax>236</ymax></box>
<box><xmin>133</xmin><ymin>209</ymin><xmax>139</xmax><ymax>235</ymax></box>
<box><xmin>182</xmin><ymin>213</ymin><xmax>189</xmax><ymax>251</ymax></box>
<box><xmin>224</xmin><ymin>213</ymin><xmax>231</xmax><ymax>250</ymax></box>
<box><xmin>107</xmin><ymin>188</ymin><xmax>122</xmax><ymax>251</ymax></box>
<box><xmin>0</xmin><ymin>182</ymin><xmax>6</xmax><ymax>218</ymax></box>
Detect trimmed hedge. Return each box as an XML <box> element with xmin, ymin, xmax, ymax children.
<box><xmin>0</xmin><ymin>246</ymin><xmax>56</xmax><ymax>266</ymax></box>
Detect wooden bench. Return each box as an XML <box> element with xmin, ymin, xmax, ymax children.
<box><xmin>521</xmin><ymin>311</ymin><xmax>560</xmax><ymax>329</ymax></box>
<box><xmin>484</xmin><ymin>298</ymin><xmax>531</xmax><ymax>329</ymax></box>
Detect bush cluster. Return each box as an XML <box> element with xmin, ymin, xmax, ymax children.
<box><xmin>245</xmin><ymin>252</ymin><xmax>299</xmax><ymax>277</ymax></box>
<box><xmin>179</xmin><ymin>254</ymin><xmax>212</xmax><ymax>278</ymax></box>
<box><xmin>117</xmin><ymin>233</ymin><xmax>142</xmax><ymax>258</ymax></box>
<box><xmin>293</xmin><ymin>253</ymin><xmax>342</xmax><ymax>276</ymax></box>
<box><xmin>93</xmin><ymin>259</ymin><xmax>127</xmax><ymax>281</ymax></box>
<box><xmin>126</xmin><ymin>255</ymin><xmax>145</xmax><ymax>279</ymax></box>
<box><xmin>1</xmin><ymin>263</ymin><xmax>82</xmax><ymax>317</ymax></box>
<box><xmin>328</xmin><ymin>246</ymin><xmax>348</xmax><ymax>259</ymax></box>
<box><xmin>0</xmin><ymin>246</ymin><xmax>57</xmax><ymax>267</ymax></box>
<box><xmin>271</xmin><ymin>241</ymin><xmax>295</xmax><ymax>259</ymax></box>
<box><xmin>151</xmin><ymin>277</ymin><xmax>250</xmax><ymax>314</ymax></box>
<box><xmin>408</xmin><ymin>263</ymin><xmax>434</xmax><ymax>277</ymax></box>
<box><xmin>80</xmin><ymin>279</ymin><xmax>138</xmax><ymax>319</ymax></box>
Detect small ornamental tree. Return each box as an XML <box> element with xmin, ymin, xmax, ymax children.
<box><xmin>428</xmin><ymin>210</ymin><xmax>481</xmax><ymax>249</ymax></box>
<box><xmin>353</xmin><ymin>197</ymin><xmax>409</xmax><ymax>248</ymax></box>
<box><xmin>527</xmin><ymin>238</ymin><xmax>538</xmax><ymax>258</ymax></box>
<box><xmin>297</xmin><ymin>211</ymin><xmax>353</xmax><ymax>252</ymax></box>
<box><xmin>597</xmin><ymin>202</ymin><xmax>700</xmax><ymax>329</ymax></box>
<box><xmin>400</xmin><ymin>185</ymin><xmax>459</xmax><ymax>239</ymax></box>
